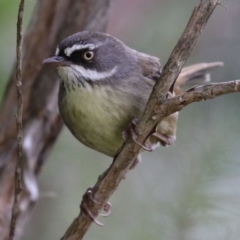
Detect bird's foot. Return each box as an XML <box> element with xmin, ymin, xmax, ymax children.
<box><xmin>167</xmin><ymin>91</ymin><xmax>175</xmax><ymax>99</ymax></box>
<box><xmin>80</xmin><ymin>187</ymin><xmax>112</xmax><ymax>226</ymax></box>
<box><xmin>152</xmin><ymin>132</ymin><xmax>176</xmax><ymax>147</ymax></box>
<box><xmin>122</xmin><ymin>118</ymin><xmax>152</xmax><ymax>152</ymax></box>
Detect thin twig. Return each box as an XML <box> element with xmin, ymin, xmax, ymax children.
<box><xmin>9</xmin><ymin>0</ymin><xmax>25</xmax><ymax>239</ymax></box>
<box><xmin>61</xmin><ymin>0</ymin><xmax>222</xmax><ymax>239</ymax></box>
<box><xmin>157</xmin><ymin>80</ymin><xmax>240</xmax><ymax>122</ymax></box>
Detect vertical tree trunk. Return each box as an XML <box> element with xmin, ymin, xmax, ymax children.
<box><xmin>0</xmin><ymin>0</ymin><xmax>111</xmax><ymax>239</ymax></box>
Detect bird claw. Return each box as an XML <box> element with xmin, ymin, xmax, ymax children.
<box><xmin>130</xmin><ymin>128</ymin><xmax>152</xmax><ymax>152</ymax></box>
<box><xmin>152</xmin><ymin>132</ymin><xmax>175</xmax><ymax>146</ymax></box>
<box><xmin>80</xmin><ymin>187</ymin><xmax>112</xmax><ymax>226</ymax></box>
<box><xmin>100</xmin><ymin>202</ymin><xmax>112</xmax><ymax>217</ymax></box>
<box><xmin>167</xmin><ymin>91</ymin><xmax>174</xmax><ymax>99</ymax></box>
<box><xmin>122</xmin><ymin>118</ymin><xmax>152</xmax><ymax>152</ymax></box>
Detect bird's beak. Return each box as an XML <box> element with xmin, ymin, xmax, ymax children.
<box><xmin>42</xmin><ymin>56</ymin><xmax>71</xmax><ymax>66</ymax></box>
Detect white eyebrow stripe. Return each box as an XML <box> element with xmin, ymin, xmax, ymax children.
<box><xmin>64</xmin><ymin>43</ymin><xmax>97</xmax><ymax>57</ymax></box>
<box><xmin>69</xmin><ymin>65</ymin><xmax>117</xmax><ymax>81</ymax></box>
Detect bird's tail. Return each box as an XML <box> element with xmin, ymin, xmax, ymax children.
<box><xmin>173</xmin><ymin>62</ymin><xmax>224</xmax><ymax>95</ymax></box>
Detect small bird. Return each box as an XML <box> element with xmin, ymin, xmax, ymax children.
<box><xmin>43</xmin><ymin>31</ymin><xmax>222</xmax><ymax>165</ymax></box>
<box><xmin>43</xmin><ymin>31</ymin><xmax>222</xmax><ymax>224</ymax></box>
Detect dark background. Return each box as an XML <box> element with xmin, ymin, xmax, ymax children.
<box><xmin>0</xmin><ymin>0</ymin><xmax>240</xmax><ymax>239</ymax></box>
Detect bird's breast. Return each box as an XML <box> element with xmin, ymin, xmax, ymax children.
<box><xmin>58</xmin><ymin>82</ymin><xmax>133</xmax><ymax>156</ymax></box>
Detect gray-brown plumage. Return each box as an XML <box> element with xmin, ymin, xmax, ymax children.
<box><xmin>43</xmin><ymin>31</ymin><xmax>223</xmax><ymax>159</ymax></box>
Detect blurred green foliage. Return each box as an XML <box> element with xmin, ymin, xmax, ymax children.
<box><xmin>0</xmin><ymin>0</ymin><xmax>240</xmax><ymax>240</ymax></box>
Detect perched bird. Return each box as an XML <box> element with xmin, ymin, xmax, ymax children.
<box><xmin>43</xmin><ymin>31</ymin><xmax>222</xmax><ymax>164</ymax></box>
<box><xmin>43</xmin><ymin>31</ymin><xmax>222</xmax><ymax>224</ymax></box>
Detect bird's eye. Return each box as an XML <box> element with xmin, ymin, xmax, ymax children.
<box><xmin>83</xmin><ymin>51</ymin><xmax>94</xmax><ymax>61</ymax></box>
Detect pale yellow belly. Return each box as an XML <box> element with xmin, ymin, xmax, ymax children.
<box><xmin>58</xmin><ymin>85</ymin><xmax>133</xmax><ymax>156</ymax></box>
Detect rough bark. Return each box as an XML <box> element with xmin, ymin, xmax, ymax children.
<box><xmin>0</xmin><ymin>0</ymin><xmax>111</xmax><ymax>239</ymax></box>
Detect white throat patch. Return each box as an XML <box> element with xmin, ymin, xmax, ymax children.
<box><xmin>58</xmin><ymin>65</ymin><xmax>117</xmax><ymax>82</ymax></box>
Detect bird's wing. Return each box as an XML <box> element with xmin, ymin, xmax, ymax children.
<box><xmin>136</xmin><ymin>52</ymin><xmax>162</xmax><ymax>86</ymax></box>
<box><xmin>174</xmin><ymin>62</ymin><xmax>224</xmax><ymax>94</ymax></box>
<box><xmin>138</xmin><ymin>55</ymin><xmax>223</xmax><ymax>93</ymax></box>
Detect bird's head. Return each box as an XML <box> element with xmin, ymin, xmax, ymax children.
<box><xmin>43</xmin><ymin>31</ymin><xmax>137</xmax><ymax>85</ymax></box>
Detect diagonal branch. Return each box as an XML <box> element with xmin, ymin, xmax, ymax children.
<box><xmin>61</xmin><ymin>0</ymin><xmax>226</xmax><ymax>239</ymax></box>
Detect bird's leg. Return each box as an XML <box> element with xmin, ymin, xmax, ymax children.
<box><xmin>151</xmin><ymin>132</ymin><xmax>175</xmax><ymax>147</ymax></box>
<box><xmin>150</xmin><ymin>91</ymin><xmax>176</xmax><ymax>147</ymax></box>
<box><xmin>122</xmin><ymin>118</ymin><xmax>152</xmax><ymax>152</ymax></box>
<box><xmin>167</xmin><ymin>91</ymin><xmax>175</xmax><ymax>98</ymax></box>
<box><xmin>80</xmin><ymin>187</ymin><xmax>112</xmax><ymax>226</ymax></box>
